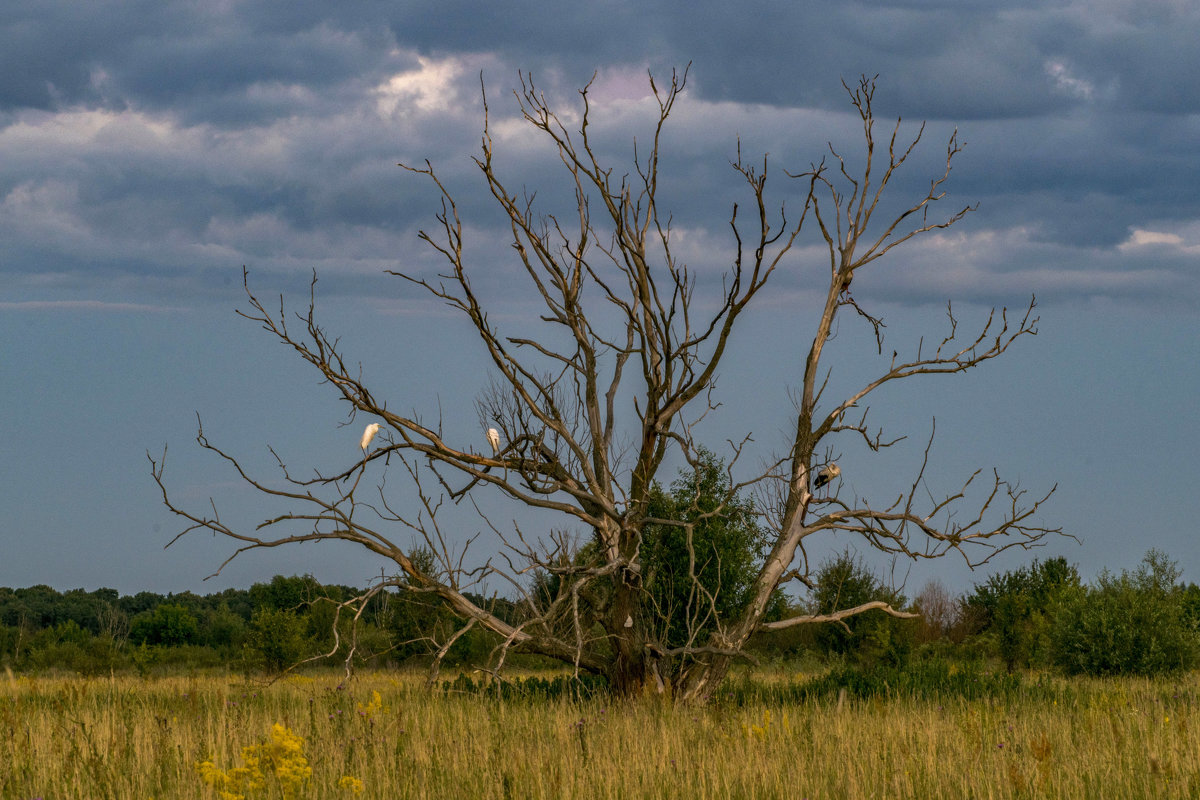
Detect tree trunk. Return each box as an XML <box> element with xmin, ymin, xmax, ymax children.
<box><xmin>675</xmin><ymin>655</ymin><xmax>733</xmax><ymax>703</ymax></box>
<box><xmin>606</xmin><ymin>567</ymin><xmax>648</xmax><ymax>696</ymax></box>
<box><xmin>608</xmin><ymin>647</ymin><xmax>647</xmax><ymax>697</ymax></box>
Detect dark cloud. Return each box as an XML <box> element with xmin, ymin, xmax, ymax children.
<box><xmin>1</xmin><ymin>0</ymin><xmax>1198</xmax><ymax>311</ymax></box>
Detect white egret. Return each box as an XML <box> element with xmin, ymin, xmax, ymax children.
<box><xmin>360</xmin><ymin>422</ymin><xmax>381</xmax><ymax>452</ymax></box>
<box><xmin>813</xmin><ymin>462</ymin><xmax>841</xmax><ymax>490</ymax></box>
<box><xmin>486</xmin><ymin>427</ymin><xmax>501</xmax><ymax>456</ymax></box>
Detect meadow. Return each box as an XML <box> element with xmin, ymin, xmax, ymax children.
<box><xmin>3</xmin><ymin>668</ymin><xmax>1198</xmax><ymax>799</ymax></box>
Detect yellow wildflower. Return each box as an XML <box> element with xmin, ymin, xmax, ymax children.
<box><xmin>338</xmin><ymin>775</ymin><xmax>366</xmax><ymax>794</ymax></box>
<box><xmin>194</xmin><ymin>723</ymin><xmax>311</xmax><ymax>800</ymax></box>
<box><xmin>357</xmin><ymin>690</ymin><xmax>388</xmax><ymax>720</ymax></box>
<box><xmin>743</xmin><ymin>710</ymin><xmax>773</xmax><ymax>739</ymax></box>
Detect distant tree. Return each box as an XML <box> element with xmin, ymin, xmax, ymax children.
<box><xmin>245</xmin><ymin>608</ymin><xmax>308</xmax><ymax>672</ymax></box>
<box><xmin>1182</xmin><ymin>583</ymin><xmax>1200</xmax><ymax>629</ymax></box>
<box><xmin>249</xmin><ymin>575</ymin><xmax>327</xmax><ymax>613</ymax></box>
<box><xmin>154</xmin><ymin>71</ymin><xmax>1060</xmax><ymax>700</ymax></box>
<box><xmin>54</xmin><ymin>588</ymin><xmax>123</xmax><ymax>636</ymax></box>
<box><xmin>1053</xmin><ymin>549</ymin><xmax>1200</xmax><ymax>676</ymax></box>
<box><xmin>200</xmin><ymin>603</ymin><xmax>248</xmax><ymax>651</ymax></box>
<box><xmin>913</xmin><ymin>579</ymin><xmax>960</xmax><ymax>644</ymax></box>
<box><xmin>207</xmin><ymin>587</ymin><xmax>255</xmax><ymax>621</ymax></box>
<box><xmin>0</xmin><ymin>588</ymin><xmax>27</xmax><ymax>630</ymax></box>
<box><xmin>0</xmin><ymin>625</ymin><xmax>17</xmax><ymax>663</ymax></box>
<box><xmin>130</xmin><ymin>603</ymin><xmax>200</xmax><ymax>647</ymax></box>
<box><xmin>962</xmin><ymin>556</ymin><xmax>1079</xmax><ymax>671</ymax></box>
<box><xmin>94</xmin><ymin>593</ymin><xmax>130</xmax><ymax>643</ymax></box>
<box><xmin>11</xmin><ymin>585</ymin><xmax>61</xmax><ymax>630</ymax></box>
<box><xmin>119</xmin><ymin>590</ymin><xmax>166</xmax><ymax>617</ymax></box>
<box><xmin>811</xmin><ymin>551</ymin><xmax>913</xmax><ymax>667</ymax></box>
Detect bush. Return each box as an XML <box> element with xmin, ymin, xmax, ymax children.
<box><xmin>20</xmin><ymin>626</ymin><xmax>127</xmax><ymax>675</ymax></box>
<box><xmin>962</xmin><ymin>556</ymin><xmax>1080</xmax><ymax>671</ymax></box>
<box><xmin>810</xmin><ymin>551</ymin><xmax>914</xmax><ymax>668</ymax></box>
<box><xmin>1052</xmin><ymin>549</ymin><xmax>1200</xmax><ymax>676</ymax></box>
<box><xmin>244</xmin><ymin>608</ymin><xmax>309</xmax><ymax>672</ymax></box>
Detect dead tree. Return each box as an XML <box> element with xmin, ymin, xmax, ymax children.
<box><xmin>151</xmin><ymin>71</ymin><xmax>1059</xmax><ymax>700</ymax></box>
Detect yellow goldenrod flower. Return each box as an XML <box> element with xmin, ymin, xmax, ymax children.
<box><xmin>194</xmin><ymin>724</ymin><xmax>311</xmax><ymax>800</ymax></box>
<box><xmin>357</xmin><ymin>690</ymin><xmax>388</xmax><ymax>720</ymax></box>
<box><xmin>338</xmin><ymin>775</ymin><xmax>366</xmax><ymax>794</ymax></box>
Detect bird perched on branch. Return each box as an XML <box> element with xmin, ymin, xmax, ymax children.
<box><xmin>486</xmin><ymin>427</ymin><xmax>501</xmax><ymax>456</ymax></box>
<box><xmin>813</xmin><ymin>462</ymin><xmax>841</xmax><ymax>490</ymax></box>
<box><xmin>839</xmin><ymin>268</ymin><xmax>855</xmax><ymax>299</ymax></box>
<box><xmin>359</xmin><ymin>422</ymin><xmax>381</xmax><ymax>452</ymax></box>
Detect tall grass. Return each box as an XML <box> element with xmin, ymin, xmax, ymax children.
<box><xmin>3</xmin><ymin>668</ymin><xmax>1198</xmax><ymax>798</ymax></box>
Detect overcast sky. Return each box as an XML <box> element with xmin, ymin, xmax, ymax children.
<box><xmin>2</xmin><ymin>0</ymin><xmax>1198</xmax><ymax>599</ymax></box>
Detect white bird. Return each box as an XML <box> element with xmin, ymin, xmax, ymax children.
<box><xmin>359</xmin><ymin>422</ymin><xmax>381</xmax><ymax>452</ymax></box>
<box><xmin>486</xmin><ymin>427</ymin><xmax>501</xmax><ymax>456</ymax></box>
<box><xmin>813</xmin><ymin>462</ymin><xmax>841</xmax><ymax>490</ymax></box>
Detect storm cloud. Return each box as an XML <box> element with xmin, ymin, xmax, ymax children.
<box><xmin>2</xmin><ymin>0</ymin><xmax>1198</xmax><ymax>308</ymax></box>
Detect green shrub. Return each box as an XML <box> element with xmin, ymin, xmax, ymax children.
<box><xmin>962</xmin><ymin>556</ymin><xmax>1080</xmax><ymax>672</ymax></box>
<box><xmin>1052</xmin><ymin>549</ymin><xmax>1200</xmax><ymax>676</ymax></box>
<box><xmin>810</xmin><ymin>551</ymin><xmax>914</xmax><ymax>668</ymax></box>
<box><xmin>244</xmin><ymin>608</ymin><xmax>309</xmax><ymax>672</ymax></box>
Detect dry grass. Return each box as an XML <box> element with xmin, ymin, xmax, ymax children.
<box><xmin>2</xmin><ymin>668</ymin><xmax>1199</xmax><ymax>798</ymax></box>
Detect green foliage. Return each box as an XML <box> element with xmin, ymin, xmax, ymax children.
<box><xmin>1052</xmin><ymin>549</ymin><xmax>1200</xmax><ymax>676</ymax></box>
<box><xmin>119</xmin><ymin>590</ymin><xmax>167</xmax><ymax>617</ymax></box>
<box><xmin>20</xmin><ymin>622</ymin><xmax>124</xmax><ymax>675</ymax></box>
<box><xmin>250</xmin><ymin>574</ymin><xmax>330</xmax><ymax>612</ymax></box>
<box><xmin>245</xmin><ymin>608</ymin><xmax>310</xmax><ymax>672</ymax></box>
<box><xmin>640</xmin><ymin>449</ymin><xmax>784</xmax><ymax>648</ymax></box>
<box><xmin>0</xmin><ymin>625</ymin><xmax>17</xmax><ymax>663</ymax></box>
<box><xmin>0</xmin><ymin>572</ymin><xmax>488</xmax><ymax>675</ymax></box>
<box><xmin>798</xmin><ymin>658</ymin><xmax>1025</xmax><ymax>701</ymax></box>
<box><xmin>1182</xmin><ymin>582</ymin><xmax>1200</xmax><ymax>629</ymax></box>
<box><xmin>713</xmin><ymin>657</ymin><xmax>1026</xmax><ymax>705</ymax></box>
<box><xmin>962</xmin><ymin>556</ymin><xmax>1080</xmax><ymax>671</ymax></box>
<box><xmin>201</xmin><ymin>602</ymin><xmax>248</xmax><ymax>650</ymax></box>
<box><xmin>4</xmin><ymin>548</ymin><xmax>1196</xmax><ymax>681</ymax></box>
<box><xmin>810</xmin><ymin>551</ymin><xmax>914</xmax><ymax>668</ymax></box>
<box><xmin>130</xmin><ymin>603</ymin><xmax>200</xmax><ymax>646</ymax></box>
<box><xmin>526</xmin><ymin>449</ymin><xmax>782</xmax><ymax>660</ymax></box>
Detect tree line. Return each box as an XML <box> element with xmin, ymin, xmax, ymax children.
<box><xmin>4</xmin><ymin>544</ymin><xmax>1198</xmax><ymax>680</ymax></box>
<box><xmin>0</xmin><ymin>572</ymin><xmax>508</xmax><ymax>676</ymax></box>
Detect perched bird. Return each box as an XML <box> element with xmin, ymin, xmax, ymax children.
<box><xmin>486</xmin><ymin>427</ymin><xmax>501</xmax><ymax>456</ymax></box>
<box><xmin>813</xmin><ymin>462</ymin><xmax>841</xmax><ymax>490</ymax></box>
<box><xmin>359</xmin><ymin>422</ymin><xmax>381</xmax><ymax>452</ymax></box>
<box><xmin>840</xmin><ymin>269</ymin><xmax>854</xmax><ymax>295</ymax></box>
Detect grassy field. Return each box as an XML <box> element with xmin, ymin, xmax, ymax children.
<box><xmin>3</xmin><ymin>667</ymin><xmax>1198</xmax><ymax>799</ymax></box>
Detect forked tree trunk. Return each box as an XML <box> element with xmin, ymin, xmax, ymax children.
<box><xmin>675</xmin><ymin>656</ymin><xmax>733</xmax><ymax>702</ymax></box>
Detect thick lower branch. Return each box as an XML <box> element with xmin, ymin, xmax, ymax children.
<box><xmin>761</xmin><ymin>600</ymin><xmax>918</xmax><ymax>631</ymax></box>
